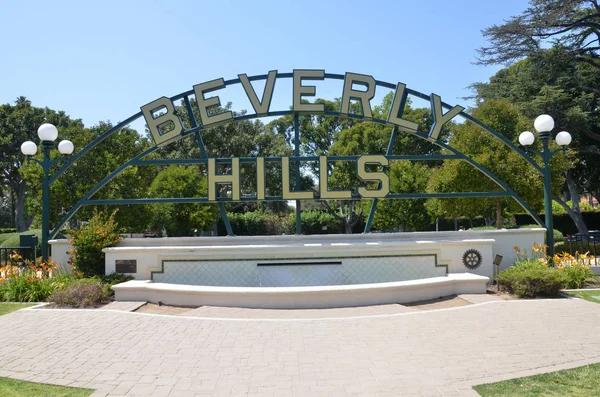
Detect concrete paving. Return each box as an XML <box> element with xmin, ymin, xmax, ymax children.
<box><xmin>1</xmin><ymin>298</ymin><xmax>600</xmax><ymax>396</ymax></box>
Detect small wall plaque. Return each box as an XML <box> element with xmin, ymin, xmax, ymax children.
<box><xmin>115</xmin><ymin>260</ymin><xmax>137</xmax><ymax>273</ymax></box>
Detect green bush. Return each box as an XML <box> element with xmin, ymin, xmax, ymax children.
<box><xmin>0</xmin><ymin>228</ymin><xmax>16</xmax><ymax>234</ymax></box>
<box><xmin>554</xmin><ymin>241</ymin><xmax>569</xmax><ymax>255</ymax></box>
<box><xmin>291</xmin><ymin>210</ymin><xmax>343</xmax><ymax>235</ymax></box>
<box><xmin>0</xmin><ymin>258</ymin><xmax>73</xmax><ymax>302</ymax></box>
<box><xmin>100</xmin><ymin>272</ymin><xmax>134</xmax><ymax>287</ymax></box>
<box><xmin>219</xmin><ymin>211</ymin><xmax>288</xmax><ymax>235</ymax></box>
<box><xmin>553</xmin><ymin>229</ymin><xmax>565</xmax><ymax>243</ymax></box>
<box><xmin>496</xmin><ymin>260</ymin><xmax>566</xmax><ymax>298</ymax></box>
<box><xmin>69</xmin><ymin>211</ymin><xmax>121</xmax><ymax>277</ymax></box>
<box><xmin>49</xmin><ymin>279</ymin><xmax>110</xmax><ymax>308</ymax></box>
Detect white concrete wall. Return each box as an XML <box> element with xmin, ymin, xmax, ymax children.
<box><xmin>48</xmin><ymin>239</ymin><xmax>73</xmax><ymax>273</ymax></box>
<box><xmin>112</xmin><ymin>273</ymin><xmax>489</xmax><ymax>309</ymax></box>
<box><xmin>103</xmin><ymin>229</ymin><xmax>545</xmax><ymax>284</ymax></box>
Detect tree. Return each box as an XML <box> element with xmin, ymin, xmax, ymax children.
<box><xmin>472</xmin><ymin>47</ymin><xmax>599</xmax><ymax>232</ymax></box>
<box><xmin>370</xmin><ymin>161</ymin><xmax>432</xmax><ymax>232</ymax></box>
<box><xmin>147</xmin><ymin>165</ymin><xmax>219</xmax><ymax>236</ymax></box>
<box><xmin>20</xmin><ymin>121</ymin><xmax>156</xmax><ymax>232</ymax></box>
<box><xmin>0</xmin><ymin>97</ymin><xmax>83</xmax><ymax>231</ymax></box>
<box><xmin>478</xmin><ymin>0</ymin><xmax>600</xmax><ymax>89</ymax></box>
<box><xmin>170</xmin><ymin>102</ymin><xmax>293</xmax><ymax>214</ymax></box>
<box><xmin>426</xmin><ymin>100</ymin><xmax>571</xmax><ymax>228</ymax></box>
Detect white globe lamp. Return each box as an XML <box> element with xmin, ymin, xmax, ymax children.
<box><xmin>519</xmin><ymin>131</ymin><xmax>535</xmax><ymax>146</ymax></box>
<box><xmin>38</xmin><ymin>123</ymin><xmax>58</xmax><ymax>142</ymax></box>
<box><xmin>534</xmin><ymin>114</ymin><xmax>555</xmax><ymax>133</ymax></box>
<box><xmin>20</xmin><ymin>141</ymin><xmax>37</xmax><ymax>156</ymax></box>
<box><xmin>58</xmin><ymin>140</ymin><xmax>74</xmax><ymax>155</ymax></box>
<box><xmin>555</xmin><ymin>131</ymin><xmax>572</xmax><ymax>147</ymax></box>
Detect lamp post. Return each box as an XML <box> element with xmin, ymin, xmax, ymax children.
<box><xmin>518</xmin><ymin>115</ymin><xmax>571</xmax><ymax>260</ymax></box>
<box><xmin>20</xmin><ymin>124</ymin><xmax>74</xmax><ymax>262</ymax></box>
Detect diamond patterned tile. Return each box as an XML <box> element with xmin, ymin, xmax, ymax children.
<box><xmin>153</xmin><ymin>255</ymin><xmax>445</xmax><ymax>287</ymax></box>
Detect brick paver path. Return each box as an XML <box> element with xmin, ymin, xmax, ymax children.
<box><xmin>1</xmin><ymin>299</ymin><xmax>600</xmax><ymax>396</ymax></box>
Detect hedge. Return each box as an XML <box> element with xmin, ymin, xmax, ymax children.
<box><xmin>514</xmin><ymin>212</ymin><xmax>600</xmax><ymax>235</ymax></box>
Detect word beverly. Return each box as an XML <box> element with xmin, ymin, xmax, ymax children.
<box><xmin>139</xmin><ymin>70</ymin><xmax>466</xmax><ymax>202</ymax></box>
<box><xmin>141</xmin><ymin>70</ymin><xmax>465</xmax><ymax>147</ymax></box>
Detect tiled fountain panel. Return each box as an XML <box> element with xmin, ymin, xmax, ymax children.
<box><xmin>152</xmin><ymin>255</ymin><xmax>445</xmax><ymax>287</ymax></box>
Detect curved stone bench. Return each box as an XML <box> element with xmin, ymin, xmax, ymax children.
<box><xmin>112</xmin><ymin>273</ymin><xmax>489</xmax><ymax>309</ymax></box>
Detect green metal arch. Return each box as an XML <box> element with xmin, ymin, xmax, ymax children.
<box><xmin>49</xmin><ymin>72</ymin><xmax>545</xmax><ymax>238</ymax></box>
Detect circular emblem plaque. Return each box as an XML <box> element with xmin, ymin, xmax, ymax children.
<box><xmin>462</xmin><ymin>249</ymin><xmax>483</xmax><ymax>270</ymax></box>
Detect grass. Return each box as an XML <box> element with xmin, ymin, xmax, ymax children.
<box><xmin>473</xmin><ymin>363</ymin><xmax>600</xmax><ymax>396</ymax></box>
<box><xmin>0</xmin><ymin>303</ymin><xmax>36</xmax><ymax>316</ymax></box>
<box><xmin>565</xmin><ymin>289</ymin><xmax>600</xmax><ymax>303</ymax></box>
<box><xmin>0</xmin><ymin>377</ymin><xmax>93</xmax><ymax>397</ymax></box>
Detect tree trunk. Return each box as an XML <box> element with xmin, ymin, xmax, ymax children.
<box><xmin>14</xmin><ymin>182</ymin><xmax>28</xmax><ymax>232</ymax></box>
<box><xmin>344</xmin><ymin>222</ymin><xmax>353</xmax><ymax>234</ymax></box>
<box><xmin>496</xmin><ymin>198</ymin><xmax>503</xmax><ymax>229</ymax></box>
<box><xmin>554</xmin><ymin>169</ymin><xmax>589</xmax><ymax>235</ymax></box>
<box><xmin>10</xmin><ymin>187</ymin><xmax>16</xmax><ymax>229</ymax></box>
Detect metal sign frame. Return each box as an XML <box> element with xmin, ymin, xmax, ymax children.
<box><xmin>46</xmin><ymin>71</ymin><xmax>545</xmax><ymax>239</ymax></box>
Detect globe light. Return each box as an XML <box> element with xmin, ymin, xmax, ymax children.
<box><xmin>20</xmin><ymin>141</ymin><xmax>37</xmax><ymax>156</ymax></box>
<box><xmin>519</xmin><ymin>131</ymin><xmax>535</xmax><ymax>146</ymax></box>
<box><xmin>38</xmin><ymin>123</ymin><xmax>58</xmax><ymax>142</ymax></box>
<box><xmin>534</xmin><ymin>114</ymin><xmax>555</xmax><ymax>133</ymax></box>
<box><xmin>555</xmin><ymin>131</ymin><xmax>572</xmax><ymax>147</ymax></box>
<box><xmin>58</xmin><ymin>140</ymin><xmax>74</xmax><ymax>155</ymax></box>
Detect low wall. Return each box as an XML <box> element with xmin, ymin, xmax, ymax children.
<box><xmin>103</xmin><ymin>229</ymin><xmax>545</xmax><ymax>283</ymax></box>
<box><xmin>112</xmin><ymin>273</ymin><xmax>489</xmax><ymax>309</ymax></box>
<box><xmin>48</xmin><ymin>239</ymin><xmax>73</xmax><ymax>273</ymax></box>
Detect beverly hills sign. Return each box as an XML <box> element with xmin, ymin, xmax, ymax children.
<box><xmin>140</xmin><ymin>70</ymin><xmax>465</xmax><ymax>201</ymax></box>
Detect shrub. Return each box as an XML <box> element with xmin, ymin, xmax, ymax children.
<box><xmin>285</xmin><ymin>210</ymin><xmax>343</xmax><ymax>235</ymax></box>
<box><xmin>499</xmin><ymin>244</ymin><xmax>598</xmax><ymax>297</ymax></box>
<box><xmin>0</xmin><ymin>228</ymin><xmax>16</xmax><ymax>234</ymax></box>
<box><xmin>49</xmin><ymin>279</ymin><xmax>110</xmax><ymax>308</ymax></box>
<box><xmin>0</xmin><ymin>254</ymin><xmax>64</xmax><ymax>302</ymax></box>
<box><xmin>554</xmin><ymin>252</ymin><xmax>597</xmax><ymax>289</ymax></box>
<box><xmin>69</xmin><ymin>211</ymin><xmax>121</xmax><ymax>277</ymax></box>
<box><xmin>100</xmin><ymin>272</ymin><xmax>134</xmax><ymax>287</ymax></box>
<box><xmin>496</xmin><ymin>260</ymin><xmax>566</xmax><ymax>298</ymax></box>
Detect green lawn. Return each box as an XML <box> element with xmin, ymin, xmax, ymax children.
<box><xmin>473</xmin><ymin>363</ymin><xmax>600</xmax><ymax>396</ymax></box>
<box><xmin>566</xmin><ymin>289</ymin><xmax>600</xmax><ymax>303</ymax></box>
<box><xmin>0</xmin><ymin>377</ymin><xmax>93</xmax><ymax>396</ymax></box>
<box><xmin>0</xmin><ymin>303</ymin><xmax>36</xmax><ymax>316</ymax></box>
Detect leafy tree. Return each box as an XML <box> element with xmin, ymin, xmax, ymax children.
<box><xmin>319</xmin><ymin>94</ymin><xmax>445</xmax><ymax>233</ymax></box>
<box><xmin>147</xmin><ymin>165</ymin><xmax>219</xmax><ymax>236</ymax></box>
<box><xmin>477</xmin><ymin>0</ymin><xmax>600</xmax><ymax>85</ymax></box>
<box><xmin>0</xmin><ymin>97</ymin><xmax>83</xmax><ymax>231</ymax></box>
<box><xmin>472</xmin><ymin>47</ymin><xmax>599</xmax><ymax>232</ymax></box>
<box><xmin>170</xmin><ymin>102</ymin><xmax>293</xmax><ymax>215</ymax></box>
<box><xmin>20</xmin><ymin>121</ymin><xmax>156</xmax><ymax>232</ymax></box>
<box><xmin>371</xmin><ymin>161</ymin><xmax>432</xmax><ymax>232</ymax></box>
<box><xmin>426</xmin><ymin>100</ymin><xmax>571</xmax><ymax>227</ymax></box>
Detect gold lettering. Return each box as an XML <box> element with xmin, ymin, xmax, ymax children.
<box><xmin>340</xmin><ymin>72</ymin><xmax>376</xmax><ymax>118</ymax></box>
<box><xmin>319</xmin><ymin>156</ymin><xmax>351</xmax><ymax>199</ymax></box>
<box><xmin>239</xmin><ymin>71</ymin><xmax>277</xmax><ymax>115</ymax></box>
<box><xmin>282</xmin><ymin>157</ymin><xmax>313</xmax><ymax>199</ymax></box>
<box><xmin>140</xmin><ymin>97</ymin><xmax>183</xmax><ymax>147</ymax></box>
<box><xmin>429</xmin><ymin>94</ymin><xmax>464</xmax><ymax>140</ymax></box>
<box><xmin>293</xmin><ymin>70</ymin><xmax>325</xmax><ymax>112</ymax></box>
<box><xmin>387</xmin><ymin>83</ymin><xmax>418</xmax><ymax>133</ymax></box>
<box><xmin>208</xmin><ymin>158</ymin><xmax>240</xmax><ymax>201</ymax></box>
<box><xmin>357</xmin><ymin>155</ymin><xmax>389</xmax><ymax>198</ymax></box>
<box><xmin>193</xmin><ymin>78</ymin><xmax>234</xmax><ymax>128</ymax></box>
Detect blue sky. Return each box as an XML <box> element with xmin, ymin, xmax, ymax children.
<box><xmin>0</xmin><ymin>0</ymin><xmax>530</xmax><ymax>129</ymax></box>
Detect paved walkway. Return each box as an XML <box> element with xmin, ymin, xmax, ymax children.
<box><xmin>1</xmin><ymin>298</ymin><xmax>600</xmax><ymax>396</ymax></box>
